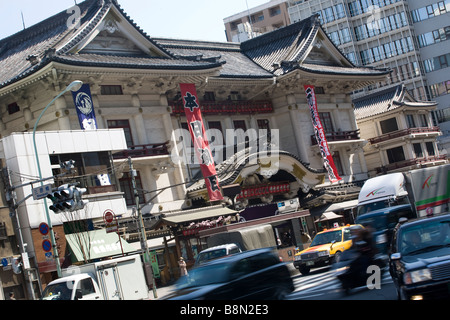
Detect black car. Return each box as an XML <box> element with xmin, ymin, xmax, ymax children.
<box><xmin>389</xmin><ymin>213</ymin><xmax>450</xmax><ymax>300</ymax></box>
<box><xmin>163</xmin><ymin>248</ymin><xmax>294</xmax><ymax>300</ymax></box>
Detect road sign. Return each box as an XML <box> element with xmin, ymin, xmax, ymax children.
<box><xmin>42</xmin><ymin>240</ymin><xmax>52</xmax><ymax>252</ymax></box>
<box><xmin>32</xmin><ymin>184</ymin><xmax>53</xmax><ymax>200</ymax></box>
<box><xmin>39</xmin><ymin>222</ymin><xmax>49</xmax><ymax>236</ymax></box>
<box><xmin>103</xmin><ymin>210</ymin><xmax>115</xmax><ymax>224</ymax></box>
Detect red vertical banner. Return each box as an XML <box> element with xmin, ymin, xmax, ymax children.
<box><xmin>304</xmin><ymin>85</ymin><xmax>342</xmax><ymax>183</ymax></box>
<box><xmin>179</xmin><ymin>83</ymin><xmax>223</xmax><ymax>201</ymax></box>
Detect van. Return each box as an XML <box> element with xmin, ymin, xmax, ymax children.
<box><xmin>194</xmin><ymin>244</ymin><xmax>242</xmax><ymax>266</ymax></box>
<box><xmin>355</xmin><ymin>204</ymin><xmax>415</xmax><ymax>254</ymax></box>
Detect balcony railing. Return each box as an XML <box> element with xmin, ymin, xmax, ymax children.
<box><xmin>170</xmin><ymin>100</ymin><xmax>273</xmax><ymax>115</ymax></box>
<box><xmin>310</xmin><ymin>129</ymin><xmax>360</xmax><ymax>145</ymax></box>
<box><xmin>113</xmin><ymin>142</ymin><xmax>169</xmax><ymax>159</ymax></box>
<box><xmin>369</xmin><ymin>127</ymin><xmax>441</xmax><ymax>145</ymax></box>
<box><xmin>375</xmin><ymin>155</ymin><xmax>447</xmax><ymax>174</ymax></box>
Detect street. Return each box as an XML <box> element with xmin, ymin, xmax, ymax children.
<box><xmin>287</xmin><ymin>265</ymin><xmax>398</xmax><ymax>300</ymax></box>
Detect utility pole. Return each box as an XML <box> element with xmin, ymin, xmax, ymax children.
<box><xmin>128</xmin><ymin>157</ymin><xmax>157</xmax><ymax>298</ymax></box>
<box><xmin>1</xmin><ymin>168</ymin><xmax>36</xmax><ymax>300</ymax></box>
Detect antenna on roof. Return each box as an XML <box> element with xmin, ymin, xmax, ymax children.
<box><xmin>245</xmin><ymin>0</ymin><xmax>254</xmax><ymax>39</ymax></box>
<box><xmin>21</xmin><ymin>11</ymin><xmax>26</xmax><ymax>30</ymax></box>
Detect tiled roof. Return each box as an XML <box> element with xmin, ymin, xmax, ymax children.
<box><xmin>353</xmin><ymin>84</ymin><xmax>436</xmax><ymax>120</ymax></box>
<box><xmin>52</xmin><ymin>53</ymin><xmax>223</xmax><ymax>70</ymax></box>
<box><xmin>0</xmin><ymin>0</ymin><xmax>389</xmax><ymax>91</ymax></box>
<box><xmin>153</xmin><ymin>38</ymin><xmax>273</xmax><ymax>78</ymax></box>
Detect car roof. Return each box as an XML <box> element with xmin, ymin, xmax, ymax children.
<box><xmin>197</xmin><ymin>247</ymin><xmax>276</xmax><ymax>267</ymax></box>
<box><xmin>397</xmin><ymin>213</ymin><xmax>450</xmax><ymax>230</ymax></box>
<box><xmin>317</xmin><ymin>224</ymin><xmax>360</xmax><ymax>234</ymax></box>
<box><xmin>357</xmin><ymin>204</ymin><xmax>412</xmax><ymax>219</ymax></box>
<box><xmin>199</xmin><ymin>243</ymin><xmax>239</xmax><ymax>253</ymax></box>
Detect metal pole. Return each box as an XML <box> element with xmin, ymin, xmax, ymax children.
<box><xmin>127</xmin><ymin>157</ymin><xmax>157</xmax><ymax>298</ymax></box>
<box><xmin>32</xmin><ymin>80</ymin><xmax>82</xmax><ymax>278</ymax></box>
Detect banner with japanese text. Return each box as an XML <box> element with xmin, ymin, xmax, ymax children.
<box><xmin>179</xmin><ymin>83</ymin><xmax>223</xmax><ymax>201</ymax></box>
<box><xmin>71</xmin><ymin>83</ymin><xmax>98</xmax><ymax>130</ymax></box>
<box><xmin>304</xmin><ymin>85</ymin><xmax>342</xmax><ymax>183</ymax></box>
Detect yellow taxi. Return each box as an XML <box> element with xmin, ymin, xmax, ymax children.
<box><xmin>294</xmin><ymin>224</ymin><xmax>363</xmax><ymax>275</ymax></box>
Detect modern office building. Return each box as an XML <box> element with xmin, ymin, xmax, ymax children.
<box><xmin>224</xmin><ymin>0</ymin><xmax>291</xmax><ymax>42</ymax></box>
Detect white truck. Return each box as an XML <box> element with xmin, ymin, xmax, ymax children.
<box><xmin>357</xmin><ymin>164</ymin><xmax>450</xmax><ymax>218</ymax></box>
<box><xmin>41</xmin><ymin>254</ymin><xmax>149</xmax><ymax>300</ymax></box>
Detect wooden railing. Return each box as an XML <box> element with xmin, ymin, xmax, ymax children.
<box><xmin>375</xmin><ymin>155</ymin><xmax>447</xmax><ymax>173</ymax></box>
<box><xmin>113</xmin><ymin>142</ymin><xmax>169</xmax><ymax>159</ymax></box>
<box><xmin>170</xmin><ymin>100</ymin><xmax>273</xmax><ymax>115</ymax></box>
<box><xmin>310</xmin><ymin>129</ymin><xmax>360</xmax><ymax>145</ymax></box>
<box><xmin>369</xmin><ymin>127</ymin><xmax>440</xmax><ymax>145</ymax></box>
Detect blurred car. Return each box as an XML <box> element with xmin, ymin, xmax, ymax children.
<box><xmin>389</xmin><ymin>213</ymin><xmax>450</xmax><ymax>300</ymax></box>
<box><xmin>294</xmin><ymin>224</ymin><xmax>363</xmax><ymax>275</ymax></box>
<box><xmin>356</xmin><ymin>204</ymin><xmax>415</xmax><ymax>254</ymax></box>
<box><xmin>163</xmin><ymin>248</ymin><xmax>294</xmax><ymax>300</ymax></box>
<box><xmin>194</xmin><ymin>243</ymin><xmax>241</xmax><ymax>266</ymax></box>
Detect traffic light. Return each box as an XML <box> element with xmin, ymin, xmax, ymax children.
<box><xmin>73</xmin><ymin>187</ymin><xmax>88</xmax><ymax>210</ymax></box>
<box><xmin>47</xmin><ymin>185</ymin><xmax>88</xmax><ymax>213</ymax></box>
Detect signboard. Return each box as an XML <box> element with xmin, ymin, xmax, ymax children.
<box><xmin>179</xmin><ymin>83</ymin><xmax>223</xmax><ymax>202</ymax></box>
<box><xmin>304</xmin><ymin>85</ymin><xmax>342</xmax><ymax>183</ymax></box>
<box><xmin>32</xmin><ymin>184</ymin><xmax>52</xmax><ymax>200</ymax></box>
<box><xmin>150</xmin><ymin>251</ymin><xmax>160</xmax><ymax>279</ymax></box>
<box><xmin>103</xmin><ymin>210</ymin><xmax>114</xmax><ymax>224</ymax></box>
<box><xmin>42</xmin><ymin>239</ymin><xmax>52</xmax><ymax>252</ymax></box>
<box><xmin>103</xmin><ymin>210</ymin><xmax>118</xmax><ymax>233</ymax></box>
<box><xmin>71</xmin><ymin>83</ymin><xmax>98</xmax><ymax>130</ymax></box>
<box><xmin>39</xmin><ymin>222</ymin><xmax>49</xmax><ymax>236</ymax></box>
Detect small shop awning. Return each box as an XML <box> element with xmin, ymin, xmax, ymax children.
<box><xmin>153</xmin><ymin>205</ymin><xmax>238</xmax><ymax>228</ymax></box>
<box><xmin>66</xmin><ymin>229</ymin><xmax>135</xmax><ymax>263</ymax></box>
<box><xmin>314</xmin><ymin>212</ymin><xmax>343</xmax><ymax>223</ymax></box>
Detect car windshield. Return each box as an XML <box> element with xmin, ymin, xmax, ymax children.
<box><xmin>197</xmin><ymin>248</ymin><xmax>227</xmax><ymax>264</ymax></box>
<box><xmin>310</xmin><ymin>230</ymin><xmax>342</xmax><ymax>247</ymax></box>
<box><xmin>399</xmin><ymin>219</ymin><xmax>450</xmax><ymax>256</ymax></box>
<box><xmin>176</xmin><ymin>263</ymin><xmax>231</xmax><ymax>289</ymax></box>
<box><xmin>357</xmin><ymin>215</ymin><xmax>387</xmax><ymax>230</ymax></box>
<box><xmin>41</xmin><ymin>282</ymin><xmax>73</xmax><ymax>300</ymax></box>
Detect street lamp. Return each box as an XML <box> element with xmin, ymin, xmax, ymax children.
<box><xmin>32</xmin><ymin>80</ymin><xmax>83</xmax><ymax>277</ymax></box>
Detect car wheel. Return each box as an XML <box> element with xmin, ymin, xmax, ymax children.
<box><xmin>333</xmin><ymin>251</ymin><xmax>342</xmax><ymax>263</ymax></box>
<box><xmin>299</xmin><ymin>265</ymin><xmax>310</xmax><ymax>275</ymax></box>
<box><xmin>397</xmin><ymin>287</ymin><xmax>409</xmax><ymax>300</ymax></box>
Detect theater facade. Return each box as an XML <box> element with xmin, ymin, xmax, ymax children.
<box><xmin>0</xmin><ymin>0</ymin><xmax>389</xmax><ymax>293</ymax></box>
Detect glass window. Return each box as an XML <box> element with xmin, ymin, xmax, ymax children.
<box><xmin>380</xmin><ymin>117</ymin><xmax>398</xmax><ymax>134</ymax></box>
<box><xmin>413</xmin><ymin>143</ymin><xmax>423</xmax><ymax>158</ymax></box>
<box><xmin>386</xmin><ymin>146</ymin><xmax>406</xmax><ymax>164</ymax></box>
<box><xmin>426</xmin><ymin>142</ymin><xmax>435</xmax><ymax>156</ymax></box>
<box><xmin>406</xmin><ymin>114</ymin><xmax>416</xmax><ymax>128</ymax></box>
<box><xmin>107</xmin><ymin>120</ymin><xmax>133</xmax><ymax>147</ymax></box>
<box><xmin>77</xmin><ymin>278</ymin><xmax>96</xmax><ymax>296</ymax></box>
<box><xmin>319</xmin><ymin>112</ymin><xmax>334</xmax><ymax>133</ymax></box>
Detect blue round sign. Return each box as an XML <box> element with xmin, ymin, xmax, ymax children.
<box><xmin>39</xmin><ymin>222</ymin><xmax>49</xmax><ymax>236</ymax></box>
<box><xmin>1</xmin><ymin>258</ymin><xmax>8</xmax><ymax>267</ymax></box>
<box><xmin>42</xmin><ymin>240</ymin><xmax>52</xmax><ymax>252</ymax></box>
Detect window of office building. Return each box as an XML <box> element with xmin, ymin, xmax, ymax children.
<box><xmin>411</xmin><ymin>0</ymin><xmax>450</xmax><ymax>22</ymax></box>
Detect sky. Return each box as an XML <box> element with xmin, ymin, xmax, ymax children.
<box><xmin>0</xmin><ymin>0</ymin><xmax>270</xmax><ymax>42</ymax></box>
